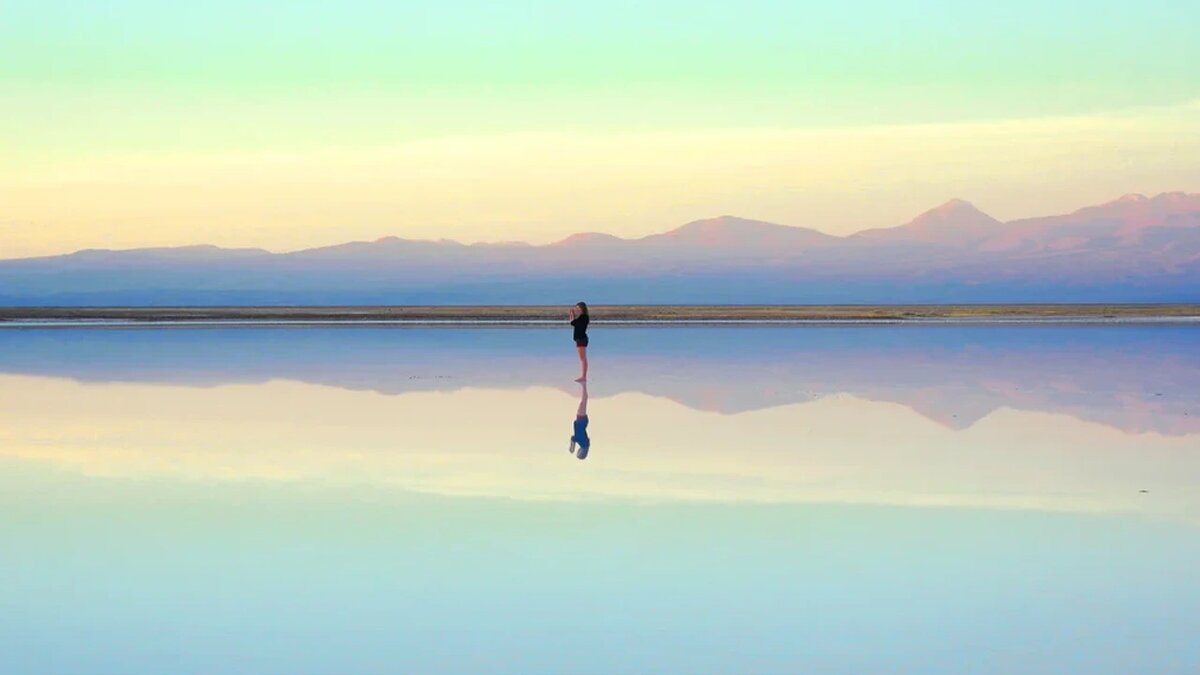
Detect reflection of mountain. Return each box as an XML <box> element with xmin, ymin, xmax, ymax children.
<box><xmin>1</xmin><ymin>192</ymin><xmax>1198</xmax><ymax>303</ymax></box>
<box><xmin>1</xmin><ymin>325</ymin><xmax>1196</xmax><ymax>436</ymax></box>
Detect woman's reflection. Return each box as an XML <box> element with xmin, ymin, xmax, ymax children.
<box><xmin>569</xmin><ymin>381</ymin><xmax>591</xmax><ymax>460</ymax></box>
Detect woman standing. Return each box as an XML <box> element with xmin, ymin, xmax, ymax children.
<box><xmin>568</xmin><ymin>301</ymin><xmax>589</xmax><ymax>382</ymax></box>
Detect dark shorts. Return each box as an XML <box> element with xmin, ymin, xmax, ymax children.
<box><xmin>573</xmin><ymin>416</ymin><xmax>590</xmax><ymax>446</ymax></box>
<box><xmin>575</xmin><ymin>335</ymin><xmax>589</xmax><ymax>348</ymax></box>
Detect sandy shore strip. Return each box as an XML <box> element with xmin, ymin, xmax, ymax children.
<box><xmin>1</xmin><ymin>304</ymin><xmax>1199</xmax><ymax>326</ymax></box>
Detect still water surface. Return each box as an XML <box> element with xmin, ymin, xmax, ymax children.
<box><xmin>1</xmin><ymin>326</ymin><xmax>1198</xmax><ymax>674</ymax></box>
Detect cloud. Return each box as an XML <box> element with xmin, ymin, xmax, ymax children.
<box><xmin>2</xmin><ymin>100</ymin><xmax>1198</xmax><ymax>256</ymax></box>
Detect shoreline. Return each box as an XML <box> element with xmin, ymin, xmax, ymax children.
<box><xmin>2</xmin><ymin>304</ymin><xmax>1199</xmax><ymax>327</ymax></box>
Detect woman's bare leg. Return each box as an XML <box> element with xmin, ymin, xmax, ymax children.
<box><xmin>576</xmin><ymin>381</ymin><xmax>589</xmax><ymax>416</ymax></box>
<box><xmin>575</xmin><ymin>345</ymin><xmax>588</xmax><ymax>382</ymax></box>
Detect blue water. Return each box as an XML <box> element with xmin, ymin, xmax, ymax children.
<box><xmin>1</xmin><ymin>325</ymin><xmax>1197</xmax><ymax>674</ymax></box>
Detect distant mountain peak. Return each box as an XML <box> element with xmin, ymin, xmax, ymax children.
<box><xmin>1073</xmin><ymin>191</ymin><xmax>1200</xmax><ymax>221</ymax></box>
<box><xmin>1148</xmin><ymin>191</ymin><xmax>1200</xmax><ymax>210</ymax></box>
<box><xmin>913</xmin><ymin>198</ymin><xmax>992</xmax><ymax>221</ymax></box>
<box><xmin>553</xmin><ymin>232</ymin><xmax>627</xmax><ymax>247</ymax></box>
<box><xmin>651</xmin><ymin>215</ymin><xmax>835</xmax><ymax>249</ymax></box>
<box><xmin>666</xmin><ymin>215</ymin><xmax>782</xmax><ymax>234</ymax></box>
<box><xmin>369</xmin><ymin>235</ymin><xmax>463</xmax><ymax>246</ymax></box>
<box><xmin>63</xmin><ymin>243</ymin><xmax>271</xmax><ymax>260</ymax></box>
<box><xmin>852</xmin><ymin>198</ymin><xmax>1001</xmax><ymax>246</ymax></box>
<box><xmin>1086</xmin><ymin>192</ymin><xmax>1200</xmax><ymax>212</ymax></box>
<box><xmin>934</xmin><ymin>197</ymin><xmax>975</xmax><ymax>209</ymax></box>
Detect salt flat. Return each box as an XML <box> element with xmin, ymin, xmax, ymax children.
<box><xmin>1</xmin><ymin>324</ymin><xmax>1197</xmax><ymax>674</ymax></box>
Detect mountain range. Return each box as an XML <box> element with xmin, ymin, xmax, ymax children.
<box><xmin>2</xmin><ymin>192</ymin><xmax>1198</xmax><ymax>304</ymax></box>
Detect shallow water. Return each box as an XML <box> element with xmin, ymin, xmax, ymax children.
<box><xmin>1</xmin><ymin>326</ymin><xmax>1198</xmax><ymax>674</ymax></box>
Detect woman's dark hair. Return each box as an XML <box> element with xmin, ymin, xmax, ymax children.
<box><xmin>576</xmin><ymin>301</ymin><xmax>589</xmax><ymax>316</ymax></box>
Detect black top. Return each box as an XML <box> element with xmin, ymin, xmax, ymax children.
<box><xmin>570</xmin><ymin>314</ymin><xmax>589</xmax><ymax>342</ymax></box>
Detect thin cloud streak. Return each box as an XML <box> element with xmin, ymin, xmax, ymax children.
<box><xmin>2</xmin><ymin>101</ymin><xmax>1198</xmax><ymax>256</ymax></box>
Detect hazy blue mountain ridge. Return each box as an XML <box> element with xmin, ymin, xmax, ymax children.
<box><xmin>2</xmin><ymin>193</ymin><xmax>1197</xmax><ymax>304</ymax></box>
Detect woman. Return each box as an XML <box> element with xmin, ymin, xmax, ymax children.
<box><xmin>569</xmin><ymin>381</ymin><xmax>591</xmax><ymax>460</ymax></box>
<box><xmin>568</xmin><ymin>301</ymin><xmax>589</xmax><ymax>382</ymax></box>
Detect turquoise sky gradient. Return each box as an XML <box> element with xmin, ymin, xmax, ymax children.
<box><xmin>2</xmin><ymin>0</ymin><xmax>1198</xmax><ymax>254</ymax></box>
<box><xmin>7</xmin><ymin>1</ymin><xmax>1196</xmax><ymax>122</ymax></box>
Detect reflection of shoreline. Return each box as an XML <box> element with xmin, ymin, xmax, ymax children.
<box><xmin>0</xmin><ymin>325</ymin><xmax>1197</xmax><ymax>436</ymax></box>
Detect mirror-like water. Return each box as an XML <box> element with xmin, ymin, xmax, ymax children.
<box><xmin>1</xmin><ymin>326</ymin><xmax>1197</xmax><ymax>674</ymax></box>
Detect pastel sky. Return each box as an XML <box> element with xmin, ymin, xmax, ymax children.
<box><xmin>2</xmin><ymin>0</ymin><xmax>1198</xmax><ymax>257</ymax></box>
